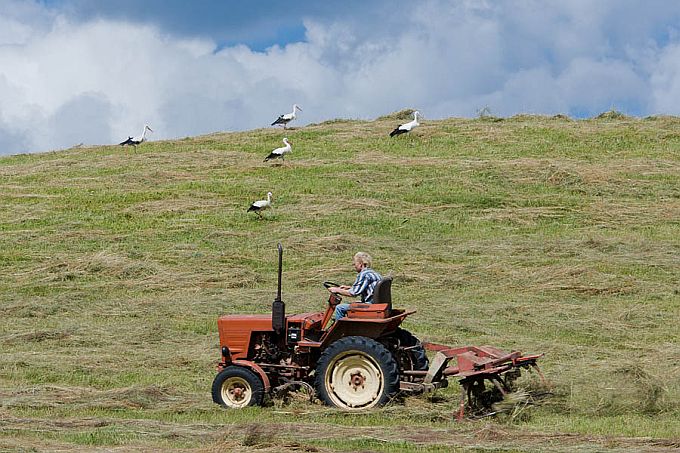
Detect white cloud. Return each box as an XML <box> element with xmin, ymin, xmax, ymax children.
<box><xmin>650</xmin><ymin>43</ymin><xmax>680</xmax><ymax>113</ymax></box>
<box><xmin>1</xmin><ymin>0</ymin><xmax>680</xmax><ymax>155</ymax></box>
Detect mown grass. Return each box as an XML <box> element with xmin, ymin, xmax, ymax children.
<box><xmin>1</xmin><ymin>113</ymin><xmax>679</xmax><ymax>451</ymax></box>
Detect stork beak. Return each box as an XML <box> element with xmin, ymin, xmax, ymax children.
<box><xmin>297</xmin><ymin>106</ymin><xmax>303</xmax><ymax>111</ymax></box>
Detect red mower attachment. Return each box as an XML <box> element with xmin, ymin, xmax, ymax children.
<box><xmin>408</xmin><ymin>343</ymin><xmax>546</xmax><ymax>420</ymax></box>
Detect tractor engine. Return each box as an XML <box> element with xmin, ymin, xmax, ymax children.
<box><xmin>251</xmin><ymin>333</ymin><xmax>282</xmax><ymax>363</ymax></box>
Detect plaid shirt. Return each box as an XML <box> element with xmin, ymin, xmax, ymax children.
<box><xmin>348</xmin><ymin>268</ymin><xmax>382</xmax><ymax>303</ymax></box>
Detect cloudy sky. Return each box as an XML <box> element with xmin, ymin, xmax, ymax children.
<box><xmin>2</xmin><ymin>0</ymin><xmax>680</xmax><ymax>155</ymax></box>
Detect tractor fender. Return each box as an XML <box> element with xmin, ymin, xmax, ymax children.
<box><xmin>232</xmin><ymin>360</ymin><xmax>271</xmax><ymax>393</ymax></box>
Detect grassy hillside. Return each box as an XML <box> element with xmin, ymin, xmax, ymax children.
<box><xmin>1</xmin><ymin>112</ymin><xmax>679</xmax><ymax>451</ymax></box>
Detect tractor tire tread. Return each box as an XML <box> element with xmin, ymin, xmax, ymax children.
<box><xmin>315</xmin><ymin>336</ymin><xmax>399</xmax><ymax>409</ymax></box>
<box><xmin>211</xmin><ymin>365</ymin><xmax>265</xmax><ymax>408</ymax></box>
<box><xmin>394</xmin><ymin>328</ymin><xmax>429</xmax><ymax>371</ymax></box>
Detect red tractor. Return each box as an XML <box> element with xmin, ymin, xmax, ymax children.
<box><xmin>212</xmin><ymin>245</ymin><xmax>544</xmax><ymax>417</ymax></box>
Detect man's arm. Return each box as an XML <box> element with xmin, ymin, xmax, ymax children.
<box><xmin>329</xmin><ymin>286</ymin><xmax>353</xmax><ymax>297</ymax></box>
<box><xmin>329</xmin><ymin>272</ymin><xmax>367</xmax><ymax>297</ymax></box>
<box><xmin>348</xmin><ymin>273</ymin><xmax>369</xmax><ymax>298</ymax></box>
<box><xmin>330</xmin><ymin>277</ymin><xmax>362</xmax><ymax>297</ymax></box>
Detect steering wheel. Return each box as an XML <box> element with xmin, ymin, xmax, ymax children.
<box><xmin>324</xmin><ymin>281</ymin><xmax>343</xmax><ymax>305</ymax></box>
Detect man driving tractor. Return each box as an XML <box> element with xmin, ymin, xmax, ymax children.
<box><xmin>327</xmin><ymin>252</ymin><xmax>382</xmax><ymax>321</ymax></box>
<box><xmin>212</xmin><ymin>243</ymin><xmax>544</xmax><ymax>414</ymax></box>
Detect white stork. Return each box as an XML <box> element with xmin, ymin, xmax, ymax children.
<box><xmin>247</xmin><ymin>192</ymin><xmax>273</xmax><ymax>217</ymax></box>
<box><xmin>120</xmin><ymin>125</ymin><xmax>153</xmax><ymax>148</ymax></box>
<box><xmin>271</xmin><ymin>104</ymin><xmax>302</xmax><ymax>129</ymax></box>
<box><xmin>389</xmin><ymin>111</ymin><xmax>420</xmax><ymax>137</ymax></box>
<box><xmin>263</xmin><ymin>138</ymin><xmax>292</xmax><ymax>162</ymax></box>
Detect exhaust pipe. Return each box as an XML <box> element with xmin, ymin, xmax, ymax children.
<box><xmin>272</xmin><ymin>243</ymin><xmax>285</xmax><ymax>334</ymax></box>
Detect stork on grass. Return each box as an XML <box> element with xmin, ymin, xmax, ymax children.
<box><xmin>264</xmin><ymin>138</ymin><xmax>292</xmax><ymax>163</ymax></box>
<box><xmin>247</xmin><ymin>192</ymin><xmax>273</xmax><ymax>218</ymax></box>
<box><xmin>120</xmin><ymin>125</ymin><xmax>153</xmax><ymax>148</ymax></box>
<box><xmin>389</xmin><ymin>111</ymin><xmax>420</xmax><ymax>137</ymax></box>
<box><xmin>271</xmin><ymin>104</ymin><xmax>302</xmax><ymax>129</ymax></box>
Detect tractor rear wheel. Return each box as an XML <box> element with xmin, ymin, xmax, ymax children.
<box><xmin>394</xmin><ymin>328</ymin><xmax>429</xmax><ymax>371</ymax></box>
<box><xmin>212</xmin><ymin>366</ymin><xmax>264</xmax><ymax>408</ymax></box>
<box><xmin>315</xmin><ymin>336</ymin><xmax>399</xmax><ymax>410</ymax></box>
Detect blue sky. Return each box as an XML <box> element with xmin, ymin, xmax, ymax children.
<box><xmin>2</xmin><ymin>0</ymin><xmax>680</xmax><ymax>154</ymax></box>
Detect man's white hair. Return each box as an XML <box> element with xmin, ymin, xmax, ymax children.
<box><xmin>353</xmin><ymin>252</ymin><xmax>372</xmax><ymax>268</ymax></box>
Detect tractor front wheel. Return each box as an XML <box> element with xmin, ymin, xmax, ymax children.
<box><xmin>212</xmin><ymin>366</ymin><xmax>264</xmax><ymax>408</ymax></box>
<box><xmin>315</xmin><ymin>336</ymin><xmax>399</xmax><ymax>410</ymax></box>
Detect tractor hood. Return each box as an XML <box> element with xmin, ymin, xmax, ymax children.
<box><xmin>217</xmin><ymin>314</ymin><xmax>273</xmax><ymax>359</ymax></box>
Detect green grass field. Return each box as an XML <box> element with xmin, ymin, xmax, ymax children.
<box><xmin>1</xmin><ymin>111</ymin><xmax>679</xmax><ymax>452</ymax></box>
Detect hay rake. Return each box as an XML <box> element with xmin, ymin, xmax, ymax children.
<box><xmin>401</xmin><ymin>343</ymin><xmax>545</xmax><ymax>419</ymax></box>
